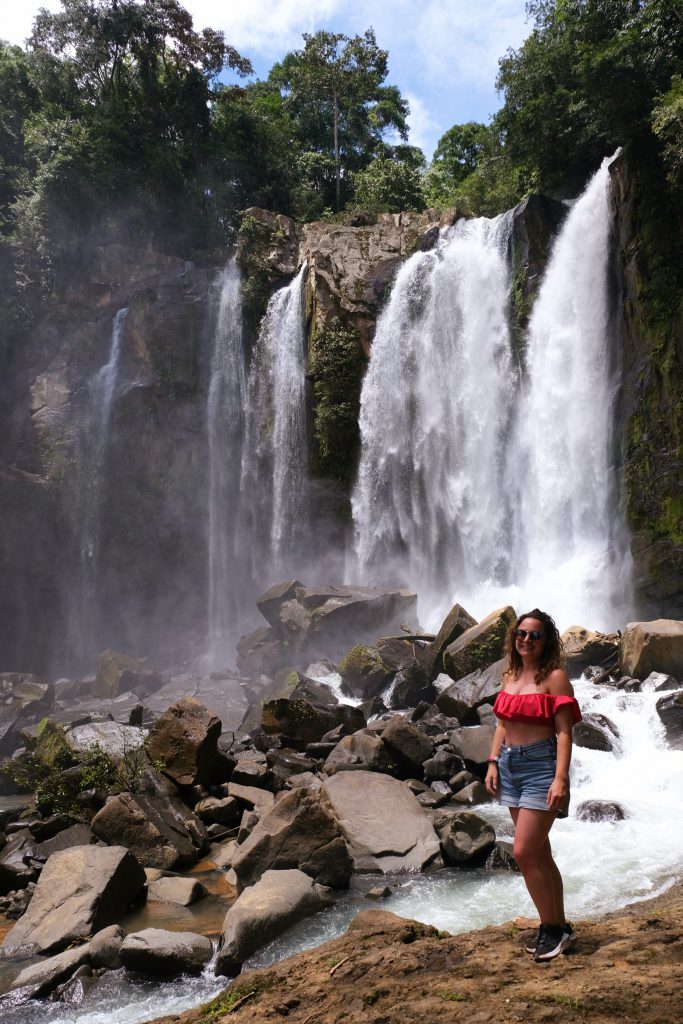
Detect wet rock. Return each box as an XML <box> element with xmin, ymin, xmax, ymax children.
<box><xmin>437</xmin><ymin>658</ymin><xmax>506</xmax><ymax>713</ymax></box>
<box><xmin>9</xmin><ymin>943</ymin><xmax>91</xmax><ymax>998</ymax></box>
<box><xmin>321</xmin><ymin>770</ymin><xmax>441</xmax><ymax>873</ymax></box>
<box><xmin>573</xmin><ymin>713</ymin><xmax>620</xmax><ymax>752</ymax></box>
<box><xmin>91</xmin><ymin>790</ymin><xmax>208</xmax><ymax>870</ymax></box>
<box><xmin>146</xmin><ymin>697</ymin><xmax>225</xmax><ymax>786</ymax></box>
<box><xmin>231</xmin><ymin>787</ymin><xmax>352</xmax><ymax>891</ymax></box>
<box><xmin>388</xmin><ymin>664</ymin><xmax>435</xmax><ymax>709</ymax></box>
<box><xmin>146</xmin><ymin>875</ymin><xmax>208</xmax><ymax>906</ymax></box>
<box><xmin>575</xmin><ymin>800</ymin><xmax>629</xmax><ymax>822</ymax></box>
<box><xmin>119</xmin><ymin>927</ymin><xmax>212</xmax><ymax>977</ymax></box>
<box><xmin>93</xmin><ymin>650</ymin><xmax>163</xmax><ymax>699</ymax></box>
<box><xmin>641</xmin><ymin>671</ymin><xmax>680</xmax><ymax>692</ymax></box>
<box><xmin>323</xmin><ymin>729</ymin><xmax>395</xmax><ymax>775</ymax></box>
<box><xmin>339</xmin><ymin>645</ymin><xmax>395</xmax><ymax>699</ymax></box>
<box><xmin>656</xmin><ymin>690</ymin><xmax>683</xmax><ymax>749</ymax></box>
<box><xmin>422</xmin><ymin>748</ymin><xmax>466</xmax><ymax>783</ymax></box>
<box><xmin>380</xmin><ymin>716</ymin><xmax>435</xmax><ymax>775</ymax></box>
<box><xmin>561</xmin><ymin>626</ymin><xmax>620</xmax><ymax>676</ymax></box>
<box><xmin>0</xmin><ymin>829</ymin><xmax>38</xmax><ymax>893</ymax></box>
<box><xmin>366</xmin><ymin>885</ymin><xmax>393</xmax><ymax>900</ymax></box>
<box><xmin>434</xmin><ymin>810</ymin><xmax>496</xmax><ymax>865</ymax></box>
<box><xmin>216</xmin><ymin>868</ymin><xmax>333</xmax><ymax>975</ymax></box>
<box><xmin>427</xmin><ymin>603</ymin><xmax>478</xmax><ymax>676</ymax></box>
<box><xmin>2</xmin><ymin>845</ymin><xmax>145</xmax><ymax>954</ymax></box>
<box><xmin>442</xmin><ymin>607</ymin><xmax>516</xmax><ymax>682</ymax></box>
<box><xmin>620</xmin><ymin>619</ymin><xmax>683</xmax><ymax>680</ymax></box>
<box><xmin>88</xmin><ymin>924</ymin><xmax>126</xmax><ymax>968</ymax></box>
<box><xmin>485</xmin><ymin>840</ymin><xmax>520</xmax><ymax>872</ymax></box>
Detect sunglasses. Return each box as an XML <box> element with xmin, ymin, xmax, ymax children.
<box><xmin>514</xmin><ymin>628</ymin><xmax>545</xmax><ymax>642</ymax></box>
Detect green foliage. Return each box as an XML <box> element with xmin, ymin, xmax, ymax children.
<box><xmin>308</xmin><ymin>318</ymin><xmax>363</xmax><ymax>483</ymax></box>
<box><xmin>352</xmin><ymin>156</ymin><xmax>426</xmax><ymax>213</ymax></box>
<box><xmin>652</xmin><ymin>74</ymin><xmax>683</xmax><ymax>189</ymax></box>
<box><xmin>236</xmin><ymin>215</ymin><xmax>274</xmax><ymax>334</ymax></box>
<box><xmin>269</xmin><ymin>29</ymin><xmax>410</xmax><ymax>211</ymax></box>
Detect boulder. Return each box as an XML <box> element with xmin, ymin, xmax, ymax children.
<box><xmin>575</xmin><ymin>800</ymin><xmax>629</xmax><ymax>822</ymax></box>
<box><xmin>261</xmin><ymin>697</ymin><xmax>364</xmax><ymax>749</ymax></box>
<box><xmin>146</xmin><ymin>697</ymin><xmax>224</xmax><ymax>786</ymax></box>
<box><xmin>485</xmin><ymin>840</ymin><xmax>520</xmax><ymax>872</ymax></box>
<box><xmin>448</xmin><ymin>725</ymin><xmax>496</xmax><ymax>771</ymax></box>
<box><xmin>216</xmin><ymin>868</ymin><xmax>333</xmax><ymax>975</ymax></box>
<box><xmin>323</xmin><ymin>730</ymin><xmax>396</xmax><ymax>775</ymax></box>
<box><xmin>119</xmin><ymin>928</ymin><xmax>212</xmax><ymax>977</ymax></box>
<box><xmin>266</xmin><ymin>749</ymin><xmax>317</xmax><ymax>790</ymax></box>
<box><xmin>388</xmin><ymin>664</ymin><xmax>436</xmax><ymax>709</ymax></box>
<box><xmin>89</xmin><ymin>924</ymin><xmax>126</xmax><ymax>968</ymax></box>
<box><xmin>422</xmin><ymin>748</ymin><xmax>466</xmax><ymax>783</ymax></box>
<box><xmin>620</xmin><ymin>619</ymin><xmax>683</xmax><ymax>680</ymax></box>
<box><xmin>64</xmin><ymin>721</ymin><xmax>146</xmax><ymax>761</ymax></box>
<box><xmin>235</xmin><ymin>626</ymin><xmax>289</xmax><ymax>678</ymax></box>
<box><xmin>147</xmin><ymin>875</ymin><xmax>208</xmax><ymax>906</ymax></box>
<box><xmin>231</xmin><ymin>759</ymin><xmax>273</xmax><ymax>789</ymax></box>
<box><xmin>231</xmin><ymin>787</ymin><xmax>352</xmax><ymax>891</ymax></box>
<box><xmin>338</xmin><ymin>645</ymin><xmax>395</xmax><ymax>699</ymax></box>
<box><xmin>94</xmin><ymin>649</ymin><xmax>163</xmax><ymax>699</ymax></box>
<box><xmin>641</xmin><ymin>671</ymin><xmax>681</xmax><ymax>693</ymax></box>
<box><xmin>573</xmin><ymin>713</ymin><xmax>620</xmax><ymax>753</ymax></box>
<box><xmin>256</xmin><ymin>579</ymin><xmax>305</xmax><ymax>629</ymax></box>
<box><xmin>0</xmin><ymin>829</ymin><xmax>38</xmax><ymax>893</ymax></box>
<box><xmin>434</xmin><ymin>810</ymin><xmax>496</xmax><ymax>865</ymax></box>
<box><xmin>436</xmin><ymin>659</ymin><xmax>506</xmax><ymax>715</ymax></box>
<box><xmin>25</xmin><ymin>823</ymin><xmax>96</xmax><ymax>864</ymax></box>
<box><xmin>320</xmin><ymin>770</ymin><xmax>441</xmax><ymax>873</ymax></box>
<box><xmin>376</xmin><ymin>635</ymin><xmax>433</xmax><ymax>672</ymax></box>
<box><xmin>91</xmin><ymin>790</ymin><xmax>208</xmax><ymax>870</ymax></box>
<box><xmin>195</xmin><ymin>796</ymin><xmax>241</xmax><ymax>827</ymax></box>
<box><xmin>561</xmin><ymin>626</ymin><xmax>620</xmax><ymax>675</ymax></box>
<box><xmin>0</xmin><ymin>674</ymin><xmax>54</xmax><ymax>758</ymax></box>
<box><xmin>227</xmin><ymin>782</ymin><xmax>276</xmax><ymax>818</ymax></box>
<box><xmin>450</xmin><ymin>780</ymin><xmax>491</xmax><ymax>805</ymax></box>
<box><xmin>656</xmin><ymin>691</ymin><xmax>683</xmax><ymax>749</ymax></box>
<box><xmin>380</xmin><ymin>717</ymin><xmax>434</xmax><ymax>775</ymax></box>
<box><xmin>8</xmin><ymin>943</ymin><xmax>91</xmax><ymax>998</ymax></box>
<box><xmin>427</xmin><ymin>603</ymin><xmax>478</xmax><ymax>675</ymax></box>
<box><xmin>1</xmin><ymin>845</ymin><xmax>145</xmax><ymax>954</ymax></box>
<box><xmin>442</xmin><ymin>607</ymin><xmax>516</xmax><ymax>682</ymax></box>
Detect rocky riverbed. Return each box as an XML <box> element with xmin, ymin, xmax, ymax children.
<box><xmin>148</xmin><ymin>878</ymin><xmax>683</xmax><ymax>1024</ymax></box>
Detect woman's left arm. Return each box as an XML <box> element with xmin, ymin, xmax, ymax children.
<box><xmin>547</xmin><ymin>670</ymin><xmax>575</xmax><ymax>812</ymax></box>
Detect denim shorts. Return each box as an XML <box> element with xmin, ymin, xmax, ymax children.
<box><xmin>498</xmin><ymin>736</ymin><xmax>569</xmax><ymax>819</ymax></box>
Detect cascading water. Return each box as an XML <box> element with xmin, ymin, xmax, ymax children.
<box><xmin>352</xmin><ymin>213</ymin><xmax>516</xmax><ymax>627</ymax></box>
<box><xmin>206</xmin><ymin>258</ymin><xmax>247</xmax><ymax>668</ymax></box>
<box><xmin>240</xmin><ymin>263</ymin><xmax>311</xmax><ymax>581</ymax></box>
<box><xmin>505</xmin><ymin>157</ymin><xmax>632</xmax><ymax>628</ymax></box>
<box><xmin>352</xmin><ymin>156</ymin><xmax>631</xmax><ymax>631</ymax></box>
<box><xmin>67</xmin><ymin>307</ymin><xmax>128</xmax><ymax>667</ymax></box>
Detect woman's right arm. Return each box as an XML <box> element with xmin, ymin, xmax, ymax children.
<box><xmin>485</xmin><ymin>722</ymin><xmax>506</xmax><ymax>795</ymax></box>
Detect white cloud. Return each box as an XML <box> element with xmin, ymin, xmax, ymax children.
<box><xmin>404</xmin><ymin>92</ymin><xmax>442</xmax><ymax>153</ymax></box>
<box><xmin>182</xmin><ymin>0</ymin><xmax>343</xmax><ymax>56</ymax></box>
<box><xmin>1</xmin><ymin>2</ymin><xmax>62</xmax><ymax>46</ymax></box>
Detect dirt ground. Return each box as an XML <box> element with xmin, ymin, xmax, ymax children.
<box><xmin>149</xmin><ymin>878</ymin><xmax>683</xmax><ymax>1024</ymax></box>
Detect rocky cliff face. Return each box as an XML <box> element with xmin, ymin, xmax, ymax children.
<box><xmin>0</xmin><ymin>159</ymin><xmax>679</xmax><ymax>676</ymax></box>
<box><xmin>609</xmin><ymin>153</ymin><xmax>683</xmax><ymax>617</ymax></box>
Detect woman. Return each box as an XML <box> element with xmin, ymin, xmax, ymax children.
<box><xmin>485</xmin><ymin>608</ymin><xmax>582</xmax><ymax>962</ymax></box>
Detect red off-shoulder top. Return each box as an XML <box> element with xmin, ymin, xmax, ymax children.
<box><xmin>493</xmin><ymin>690</ymin><xmax>582</xmax><ymax>727</ymax></box>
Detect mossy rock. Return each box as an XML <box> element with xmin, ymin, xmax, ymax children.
<box><xmin>338</xmin><ymin>645</ymin><xmax>395</xmax><ymax>698</ymax></box>
<box><xmin>442</xmin><ymin>607</ymin><xmax>517</xmax><ymax>682</ymax></box>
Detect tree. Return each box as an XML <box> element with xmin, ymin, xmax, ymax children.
<box><xmin>352</xmin><ymin>155</ymin><xmax>426</xmax><ymax>214</ymax></box>
<box><xmin>652</xmin><ymin>74</ymin><xmax>683</xmax><ymax>189</ymax></box>
<box><xmin>270</xmin><ymin>29</ymin><xmax>409</xmax><ymax>211</ymax></box>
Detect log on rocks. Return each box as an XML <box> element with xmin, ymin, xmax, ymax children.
<box><xmin>119</xmin><ymin>928</ymin><xmax>212</xmax><ymax>977</ymax></box>
<box><xmin>1</xmin><ymin>845</ymin><xmax>145</xmax><ymax>954</ymax></box>
<box><xmin>216</xmin><ymin>868</ymin><xmax>333</xmax><ymax>976</ymax></box>
<box><xmin>320</xmin><ymin>770</ymin><xmax>442</xmax><ymax>873</ymax></box>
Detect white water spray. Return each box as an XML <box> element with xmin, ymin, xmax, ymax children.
<box><xmin>240</xmin><ymin>264</ymin><xmax>311</xmax><ymax>580</ymax></box>
<box><xmin>206</xmin><ymin>258</ymin><xmax>247</xmax><ymax>668</ymax></box>
<box><xmin>352</xmin><ymin>213</ymin><xmax>516</xmax><ymax>626</ymax></box>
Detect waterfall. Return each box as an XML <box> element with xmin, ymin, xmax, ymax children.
<box><xmin>352</xmin><ymin>214</ymin><xmax>516</xmax><ymax>627</ymax></box>
<box><xmin>506</xmin><ymin>158</ymin><xmax>632</xmax><ymax>628</ymax></box>
<box><xmin>240</xmin><ymin>264</ymin><xmax>311</xmax><ymax>581</ymax></box>
<box><xmin>69</xmin><ymin>307</ymin><xmax>128</xmax><ymax>667</ymax></box>
<box><xmin>206</xmin><ymin>258</ymin><xmax>247</xmax><ymax>668</ymax></box>
<box><xmin>352</xmin><ymin>156</ymin><xmax>631</xmax><ymax>631</ymax></box>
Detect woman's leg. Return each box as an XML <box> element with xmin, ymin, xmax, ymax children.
<box><xmin>509</xmin><ymin>807</ymin><xmax>565</xmax><ymax>924</ymax></box>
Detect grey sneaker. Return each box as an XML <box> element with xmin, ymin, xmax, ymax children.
<box><xmin>525</xmin><ymin>921</ymin><xmax>574</xmax><ymax>955</ymax></box>
<box><xmin>534</xmin><ymin>923</ymin><xmax>572</xmax><ymax>961</ymax></box>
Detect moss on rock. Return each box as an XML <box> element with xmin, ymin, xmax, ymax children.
<box><xmin>308</xmin><ymin>317</ymin><xmax>363</xmax><ymax>485</ymax></box>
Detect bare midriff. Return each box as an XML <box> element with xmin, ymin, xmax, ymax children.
<box><xmin>500</xmin><ymin>720</ymin><xmax>556</xmax><ymax>746</ymax></box>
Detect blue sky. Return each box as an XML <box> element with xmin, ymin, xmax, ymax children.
<box><xmin>4</xmin><ymin>1</ymin><xmax>532</xmax><ymax>159</ymax></box>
